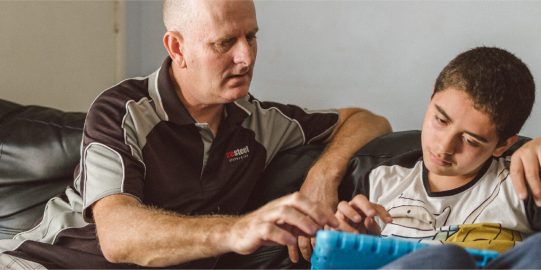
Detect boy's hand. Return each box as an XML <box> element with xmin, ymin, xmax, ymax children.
<box><xmin>510</xmin><ymin>137</ymin><xmax>541</xmax><ymax>206</ymax></box>
<box><xmin>334</xmin><ymin>195</ymin><xmax>392</xmax><ymax>234</ymax></box>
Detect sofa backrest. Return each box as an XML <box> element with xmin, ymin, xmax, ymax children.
<box><xmin>0</xmin><ymin>99</ymin><xmax>84</xmax><ymax>239</ymax></box>
<box><xmin>245</xmin><ymin>130</ymin><xmax>531</xmax><ymax>211</ymax></box>
<box><xmin>0</xmin><ymin>98</ymin><xmax>532</xmax><ymax>239</ymax></box>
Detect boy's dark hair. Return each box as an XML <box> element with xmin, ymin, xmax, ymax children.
<box><xmin>433</xmin><ymin>46</ymin><xmax>535</xmax><ymax>142</ymax></box>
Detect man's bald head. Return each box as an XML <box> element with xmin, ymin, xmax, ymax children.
<box><xmin>163</xmin><ymin>0</ymin><xmax>192</xmax><ymax>32</ymax></box>
<box><xmin>163</xmin><ymin>0</ymin><xmax>256</xmax><ymax>34</ymax></box>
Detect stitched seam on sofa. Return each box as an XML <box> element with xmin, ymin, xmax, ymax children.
<box><xmin>0</xmin><ymin>106</ymin><xmax>27</xmax><ymax>124</ymax></box>
<box><xmin>13</xmin><ymin>118</ymin><xmax>83</xmax><ymax>131</ymax></box>
<box><xmin>374</xmin><ymin>149</ymin><xmax>422</xmax><ymax>168</ymax></box>
<box><xmin>0</xmin><ymin>199</ymin><xmax>50</xmax><ymax>218</ymax></box>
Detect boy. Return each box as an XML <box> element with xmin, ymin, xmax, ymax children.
<box><xmin>335</xmin><ymin>47</ymin><xmax>540</xmax><ymax>268</ymax></box>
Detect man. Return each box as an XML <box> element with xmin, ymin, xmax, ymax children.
<box><xmin>0</xmin><ymin>0</ymin><xmax>391</xmax><ymax>268</ymax></box>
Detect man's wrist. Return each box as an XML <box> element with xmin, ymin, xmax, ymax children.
<box><xmin>309</xmin><ymin>156</ymin><xmax>349</xmax><ymax>185</ymax></box>
<box><xmin>205</xmin><ymin>216</ymin><xmax>238</xmax><ymax>255</ymax></box>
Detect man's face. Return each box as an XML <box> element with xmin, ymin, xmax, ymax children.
<box><xmin>421</xmin><ymin>88</ymin><xmax>504</xmax><ymax>180</ymax></box>
<box><xmin>181</xmin><ymin>0</ymin><xmax>258</xmax><ymax>105</ymax></box>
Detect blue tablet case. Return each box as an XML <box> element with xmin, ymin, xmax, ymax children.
<box><xmin>311</xmin><ymin>230</ymin><xmax>500</xmax><ymax>269</ymax></box>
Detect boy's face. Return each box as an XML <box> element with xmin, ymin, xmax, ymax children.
<box><xmin>421</xmin><ymin>88</ymin><xmax>515</xmax><ymax>180</ymax></box>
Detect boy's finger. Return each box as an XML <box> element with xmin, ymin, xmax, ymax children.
<box><xmin>365</xmin><ymin>217</ymin><xmax>382</xmax><ymax>235</ymax></box>
<box><xmin>339</xmin><ymin>218</ymin><xmax>361</xmax><ymax>233</ymax></box>
<box><xmin>350</xmin><ymin>195</ymin><xmax>377</xmax><ymax>217</ymax></box>
<box><xmin>337</xmin><ymin>201</ymin><xmax>363</xmax><ymax>223</ymax></box>
<box><xmin>374</xmin><ymin>204</ymin><xmax>393</xmax><ymax>223</ymax></box>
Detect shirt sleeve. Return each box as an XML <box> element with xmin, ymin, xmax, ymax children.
<box><xmin>236</xmin><ymin>95</ymin><xmax>339</xmax><ymax>166</ymax></box>
<box><xmin>256</xmin><ymin>101</ymin><xmax>339</xmax><ymax>145</ymax></box>
<box><xmin>79</xmin><ymin>92</ymin><xmax>147</xmax><ymax>222</ymax></box>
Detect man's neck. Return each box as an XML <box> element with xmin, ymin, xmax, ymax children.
<box><xmin>170</xmin><ymin>67</ymin><xmax>224</xmax><ymax>136</ymax></box>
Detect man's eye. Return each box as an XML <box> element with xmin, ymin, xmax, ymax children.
<box><xmin>215</xmin><ymin>38</ymin><xmax>235</xmax><ymax>51</ymax></box>
<box><xmin>246</xmin><ymin>34</ymin><xmax>257</xmax><ymax>42</ymax></box>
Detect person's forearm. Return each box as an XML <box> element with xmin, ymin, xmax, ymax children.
<box><xmin>311</xmin><ymin>108</ymin><xmax>391</xmax><ymax>185</ymax></box>
<box><xmin>94</xmin><ymin>196</ymin><xmax>237</xmax><ymax>267</ymax></box>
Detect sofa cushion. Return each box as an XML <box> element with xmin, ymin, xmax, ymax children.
<box><xmin>0</xmin><ymin>99</ymin><xmax>84</xmax><ymax>239</ymax></box>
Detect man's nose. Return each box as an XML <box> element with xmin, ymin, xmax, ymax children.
<box><xmin>232</xmin><ymin>38</ymin><xmax>256</xmax><ymax>68</ymax></box>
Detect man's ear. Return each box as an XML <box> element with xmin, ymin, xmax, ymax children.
<box><xmin>493</xmin><ymin>135</ymin><xmax>519</xmax><ymax>157</ymax></box>
<box><xmin>163</xmin><ymin>31</ymin><xmax>186</xmax><ymax>68</ymax></box>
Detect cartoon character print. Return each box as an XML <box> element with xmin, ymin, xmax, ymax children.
<box><xmin>382</xmin><ymin>193</ymin><xmax>451</xmax><ymax>239</ymax></box>
<box><xmin>434</xmin><ymin>223</ymin><xmax>523</xmax><ymax>253</ymax></box>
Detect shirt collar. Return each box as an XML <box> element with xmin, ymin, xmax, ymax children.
<box><xmin>154</xmin><ymin>57</ymin><xmax>195</xmax><ymax>126</ymax></box>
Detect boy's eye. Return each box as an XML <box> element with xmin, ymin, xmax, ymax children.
<box><xmin>434</xmin><ymin>115</ymin><xmax>447</xmax><ymax>125</ymax></box>
<box><xmin>463</xmin><ymin>136</ymin><xmax>480</xmax><ymax>147</ymax></box>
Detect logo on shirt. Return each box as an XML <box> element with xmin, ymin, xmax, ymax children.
<box><xmin>225</xmin><ymin>146</ymin><xmax>250</xmax><ymax>162</ymax></box>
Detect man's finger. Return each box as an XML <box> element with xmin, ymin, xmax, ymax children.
<box><xmin>283</xmin><ymin>192</ymin><xmax>339</xmax><ymax>228</ymax></box>
<box><xmin>298</xmin><ymin>236</ymin><xmax>312</xmax><ymax>262</ymax></box>
<box><xmin>287</xmin><ymin>244</ymin><xmax>299</xmax><ymax>263</ymax></box>
<box><xmin>522</xmin><ymin>154</ymin><xmax>541</xmax><ymax>206</ymax></box>
<box><xmin>265</xmin><ymin>205</ymin><xmax>320</xmax><ymax>236</ymax></box>
<box><xmin>255</xmin><ymin>223</ymin><xmax>298</xmax><ymax>248</ymax></box>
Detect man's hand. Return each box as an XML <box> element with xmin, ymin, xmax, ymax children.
<box><xmin>228</xmin><ymin>192</ymin><xmax>339</xmax><ymax>256</ymax></box>
<box><xmin>288</xmin><ymin>166</ymin><xmax>341</xmax><ymax>263</ymax></box>
<box><xmin>511</xmin><ymin>137</ymin><xmax>541</xmax><ymax>206</ymax></box>
<box><xmin>334</xmin><ymin>195</ymin><xmax>392</xmax><ymax>234</ymax></box>
<box><xmin>288</xmin><ymin>108</ymin><xmax>391</xmax><ymax>263</ymax></box>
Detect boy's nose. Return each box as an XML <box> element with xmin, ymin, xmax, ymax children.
<box><xmin>435</xmin><ymin>133</ymin><xmax>457</xmax><ymax>155</ymax></box>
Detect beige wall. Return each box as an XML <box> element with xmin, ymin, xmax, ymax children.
<box><xmin>0</xmin><ymin>0</ymin><xmax>125</xmax><ymax>112</ymax></box>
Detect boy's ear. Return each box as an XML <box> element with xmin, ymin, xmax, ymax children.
<box><xmin>493</xmin><ymin>135</ymin><xmax>520</xmax><ymax>157</ymax></box>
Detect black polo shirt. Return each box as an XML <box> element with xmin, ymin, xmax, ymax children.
<box><xmin>1</xmin><ymin>58</ymin><xmax>339</xmax><ymax>268</ymax></box>
<box><xmin>80</xmin><ymin>58</ymin><xmax>339</xmax><ymax>218</ymax></box>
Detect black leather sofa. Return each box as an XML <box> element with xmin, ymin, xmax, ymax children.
<box><xmin>0</xmin><ymin>98</ymin><xmax>530</xmax><ymax>240</ymax></box>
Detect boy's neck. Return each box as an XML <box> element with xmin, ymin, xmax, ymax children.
<box><xmin>427</xmin><ymin>172</ymin><xmax>477</xmax><ymax>192</ymax></box>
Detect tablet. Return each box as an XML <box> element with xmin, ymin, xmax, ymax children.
<box><xmin>311</xmin><ymin>230</ymin><xmax>500</xmax><ymax>269</ymax></box>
